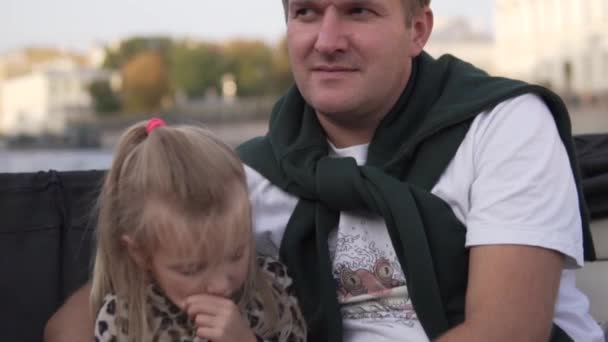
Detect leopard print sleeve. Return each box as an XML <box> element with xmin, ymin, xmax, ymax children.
<box><xmin>93</xmin><ymin>294</ymin><xmax>119</xmax><ymax>342</ymax></box>
<box><xmin>256</xmin><ymin>256</ymin><xmax>307</xmax><ymax>342</ymax></box>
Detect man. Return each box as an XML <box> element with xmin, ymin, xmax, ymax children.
<box><xmin>46</xmin><ymin>0</ymin><xmax>604</xmax><ymax>341</ymax></box>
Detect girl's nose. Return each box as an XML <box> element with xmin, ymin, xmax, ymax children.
<box><xmin>205</xmin><ymin>273</ymin><xmax>232</xmax><ymax>298</ymax></box>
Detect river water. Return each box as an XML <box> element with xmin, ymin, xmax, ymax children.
<box><xmin>1</xmin><ymin>108</ymin><xmax>606</xmax><ymax>173</ymax></box>
<box><xmin>0</xmin><ymin>149</ymin><xmax>113</xmax><ymax>173</ymax></box>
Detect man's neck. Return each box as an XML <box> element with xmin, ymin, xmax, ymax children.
<box><xmin>316</xmin><ymin>111</ymin><xmax>382</xmax><ymax>148</ymax></box>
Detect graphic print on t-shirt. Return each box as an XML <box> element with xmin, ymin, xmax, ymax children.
<box><xmin>329</xmin><ymin>215</ymin><xmax>419</xmax><ymax>327</ymax></box>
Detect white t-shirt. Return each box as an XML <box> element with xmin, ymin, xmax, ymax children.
<box><xmin>245</xmin><ymin>94</ymin><xmax>605</xmax><ymax>341</ymax></box>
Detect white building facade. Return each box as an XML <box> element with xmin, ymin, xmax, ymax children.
<box><xmin>0</xmin><ymin>60</ymin><xmax>110</xmax><ymax>136</ymax></box>
<box><xmin>425</xmin><ymin>17</ymin><xmax>496</xmax><ymax>75</ymax></box>
<box><xmin>496</xmin><ymin>0</ymin><xmax>608</xmax><ymax>99</ymax></box>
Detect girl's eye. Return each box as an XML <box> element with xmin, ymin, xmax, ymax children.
<box><xmin>177</xmin><ymin>264</ymin><xmax>205</xmax><ymax>276</ymax></box>
<box><xmin>230</xmin><ymin>249</ymin><xmax>244</xmax><ymax>262</ymax></box>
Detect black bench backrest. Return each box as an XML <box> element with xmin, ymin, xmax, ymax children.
<box><xmin>0</xmin><ymin>170</ymin><xmax>104</xmax><ymax>341</ymax></box>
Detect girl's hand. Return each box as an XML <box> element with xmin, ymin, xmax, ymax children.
<box><xmin>183</xmin><ymin>294</ymin><xmax>257</xmax><ymax>342</ymax></box>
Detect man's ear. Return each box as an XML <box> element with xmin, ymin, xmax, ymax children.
<box><xmin>409</xmin><ymin>6</ymin><xmax>434</xmax><ymax>57</ymax></box>
<box><xmin>121</xmin><ymin>235</ymin><xmax>148</xmax><ymax>269</ymax></box>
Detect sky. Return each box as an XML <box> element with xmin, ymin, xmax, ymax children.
<box><xmin>1</xmin><ymin>0</ymin><xmax>494</xmax><ymax>53</ymax></box>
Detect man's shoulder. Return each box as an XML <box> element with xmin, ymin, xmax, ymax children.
<box><xmin>238</xmin><ymin>136</ymin><xmax>287</xmax><ymax>187</ymax></box>
<box><xmin>244</xmin><ymin>164</ymin><xmax>269</xmax><ymax>193</ymax></box>
<box><xmin>470</xmin><ymin>93</ymin><xmax>555</xmax><ymax>140</ymax></box>
<box><xmin>237</xmin><ymin>136</ymin><xmax>269</xmax><ymax>162</ymax></box>
<box><xmin>490</xmin><ymin>93</ymin><xmax>549</xmax><ymax>116</ymax></box>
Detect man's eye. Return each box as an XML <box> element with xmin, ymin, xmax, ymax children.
<box><xmin>293</xmin><ymin>8</ymin><xmax>317</xmax><ymax>20</ymax></box>
<box><xmin>350</xmin><ymin>7</ymin><xmax>373</xmax><ymax>17</ymax></box>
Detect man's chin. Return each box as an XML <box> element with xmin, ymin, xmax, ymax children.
<box><xmin>314</xmin><ymin>103</ymin><xmax>358</xmax><ymax>118</ymax></box>
<box><xmin>307</xmin><ymin>93</ymin><xmax>355</xmax><ymax>113</ymax></box>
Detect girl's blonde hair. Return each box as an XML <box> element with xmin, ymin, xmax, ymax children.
<box><xmin>91</xmin><ymin>120</ymin><xmax>292</xmax><ymax>341</ymax></box>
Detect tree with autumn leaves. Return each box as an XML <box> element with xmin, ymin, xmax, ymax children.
<box><xmin>122</xmin><ymin>51</ymin><xmax>171</xmax><ymax>113</ymax></box>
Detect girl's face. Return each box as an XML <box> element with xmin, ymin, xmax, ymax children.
<box><xmin>147</xmin><ymin>237</ymin><xmax>251</xmax><ymax>307</ymax></box>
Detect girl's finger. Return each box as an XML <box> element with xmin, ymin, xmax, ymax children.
<box><xmin>185</xmin><ymin>301</ymin><xmax>220</xmax><ymax>317</ymax></box>
<box><xmin>185</xmin><ymin>295</ymin><xmax>233</xmax><ymax>316</ymax></box>
<box><xmin>186</xmin><ymin>294</ymin><xmax>231</xmax><ymax>307</ymax></box>
<box><xmin>196</xmin><ymin>326</ymin><xmax>221</xmax><ymax>340</ymax></box>
<box><xmin>194</xmin><ymin>313</ymin><xmax>221</xmax><ymax>329</ymax></box>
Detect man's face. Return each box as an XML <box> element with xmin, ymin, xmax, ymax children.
<box><xmin>286</xmin><ymin>0</ymin><xmax>423</xmax><ymax>121</ymax></box>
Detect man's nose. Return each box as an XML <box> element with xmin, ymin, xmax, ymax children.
<box><xmin>314</xmin><ymin>8</ymin><xmax>348</xmax><ymax>55</ymax></box>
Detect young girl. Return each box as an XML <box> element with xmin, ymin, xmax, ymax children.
<box><xmin>91</xmin><ymin>118</ymin><xmax>306</xmax><ymax>342</ymax></box>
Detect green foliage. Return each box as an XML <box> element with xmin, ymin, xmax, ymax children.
<box><xmin>170</xmin><ymin>42</ymin><xmax>226</xmax><ymax>98</ymax></box>
<box><xmin>224</xmin><ymin>40</ymin><xmax>276</xmax><ymax>97</ymax></box>
<box><xmin>103</xmin><ymin>37</ymin><xmax>173</xmax><ymax>70</ymax></box>
<box><xmin>88</xmin><ymin>80</ymin><xmax>121</xmax><ymax>115</ymax></box>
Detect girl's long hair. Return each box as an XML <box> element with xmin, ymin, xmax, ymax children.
<box><xmin>90</xmin><ymin>121</ymin><xmax>293</xmax><ymax>341</ymax></box>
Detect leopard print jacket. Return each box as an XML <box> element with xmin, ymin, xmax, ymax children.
<box><xmin>94</xmin><ymin>256</ymin><xmax>307</xmax><ymax>342</ymax></box>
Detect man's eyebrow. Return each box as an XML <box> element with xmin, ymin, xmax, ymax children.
<box><xmin>351</xmin><ymin>0</ymin><xmax>392</xmax><ymax>11</ymax></box>
<box><xmin>344</xmin><ymin>0</ymin><xmax>379</xmax><ymax>5</ymax></box>
<box><xmin>287</xmin><ymin>0</ymin><xmax>387</xmax><ymax>16</ymax></box>
<box><xmin>289</xmin><ymin>0</ymin><xmax>381</xmax><ymax>6</ymax></box>
<box><xmin>289</xmin><ymin>0</ymin><xmax>318</xmax><ymax>7</ymax></box>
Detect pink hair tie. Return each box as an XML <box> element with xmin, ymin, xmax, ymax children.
<box><xmin>146</xmin><ymin>117</ymin><xmax>166</xmax><ymax>134</ymax></box>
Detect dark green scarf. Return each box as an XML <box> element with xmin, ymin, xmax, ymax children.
<box><xmin>238</xmin><ymin>52</ymin><xmax>595</xmax><ymax>341</ymax></box>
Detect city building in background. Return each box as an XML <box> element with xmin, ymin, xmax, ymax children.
<box><xmin>0</xmin><ymin>58</ymin><xmax>116</xmax><ymax>137</ymax></box>
<box><xmin>496</xmin><ymin>0</ymin><xmax>608</xmax><ymax>102</ymax></box>
<box><xmin>426</xmin><ymin>16</ymin><xmax>496</xmax><ymax>75</ymax></box>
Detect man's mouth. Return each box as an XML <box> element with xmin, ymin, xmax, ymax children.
<box><xmin>312</xmin><ymin>65</ymin><xmax>358</xmax><ymax>72</ymax></box>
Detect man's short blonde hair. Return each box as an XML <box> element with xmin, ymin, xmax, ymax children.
<box><xmin>281</xmin><ymin>0</ymin><xmax>431</xmax><ymax>25</ymax></box>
